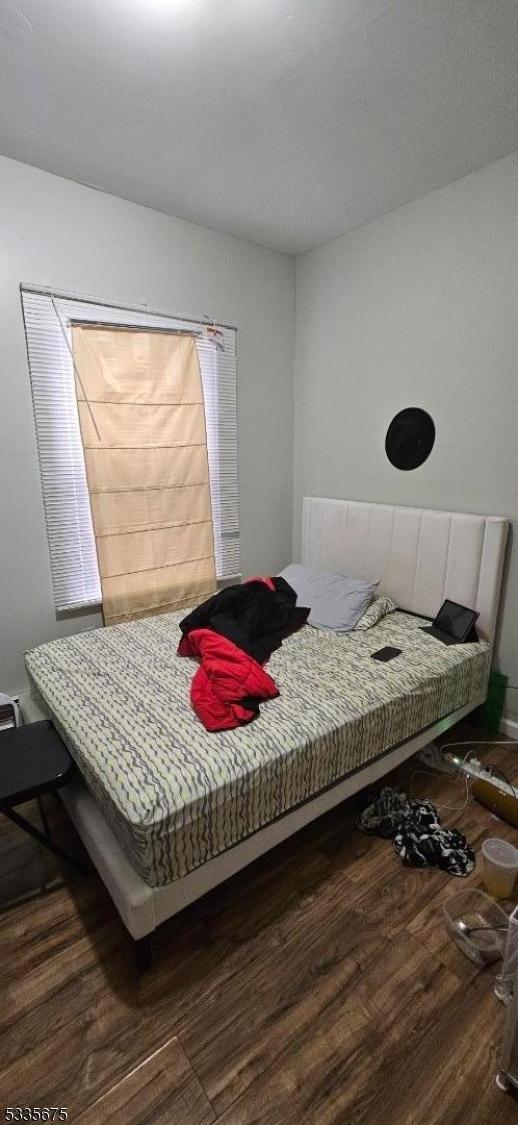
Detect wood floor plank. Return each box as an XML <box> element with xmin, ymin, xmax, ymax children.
<box><xmin>332</xmin><ymin>835</ymin><xmax>453</xmax><ymax>940</ymax></box>
<box><xmin>212</xmin><ymin>968</ymin><xmax>512</xmax><ymax>1125</ymax></box>
<box><xmin>0</xmin><ymin>721</ymin><xmax>517</xmax><ymax>1124</ymax></box>
<box><xmin>344</xmin><ymin>977</ymin><xmax>517</xmax><ymax>1125</ymax></box>
<box><xmin>352</xmin><ymin>930</ymin><xmax>460</xmax><ymax>1049</ymax></box>
<box><xmin>212</xmin><ymin>987</ymin><xmax>376</xmax><ymax>1125</ymax></box>
<box><xmin>0</xmin><ymin>825</ymin><xmax>332</xmax><ymax>1114</ymax></box>
<box><xmin>179</xmin><ymin>888</ymin><xmax>385</xmax><ymax>1112</ymax></box>
<box><xmin>76</xmin><ymin>1036</ymin><xmax>215</xmax><ymax>1125</ymax></box>
<box><xmin>407</xmin><ymin>880</ymin><xmax>489</xmax><ymax>984</ymax></box>
<box><xmin>208</xmin><ymin>933</ymin><xmax>460</xmax><ymax>1124</ymax></box>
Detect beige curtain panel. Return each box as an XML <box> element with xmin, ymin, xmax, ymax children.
<box><xmin>72</xmin><ymin>325</ymin><xmax>216</xmax><ymax>625</ymax></box>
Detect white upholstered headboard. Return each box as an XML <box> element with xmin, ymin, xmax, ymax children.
<box><xmin>301</xmin><ymin>497</ymin><xmax>509</xmax><ymax>644</ymax></box>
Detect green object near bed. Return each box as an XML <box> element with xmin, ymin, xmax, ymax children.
<box><xmin>478</xmin><ymin>670</ymin><xmax>508</xmax><ymax>732</ymax></box>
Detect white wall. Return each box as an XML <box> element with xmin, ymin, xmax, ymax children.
<box><xmin>294</xmin><ymin>152</ymin><xmax>518</xmax><ymax>719</ymax></box>
<box><xmin>0</xmin><ymin>156</ymin><xmax>295</xmax><ymax>695</ymax></box>
<box><xmin>4</xmin><ymin>148</ymin><xmax>518</xmax><ymax>718</ymax></box>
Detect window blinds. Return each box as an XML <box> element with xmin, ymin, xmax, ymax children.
<box><xmin>21</xmin><ymin>288</ymin><xmax>240</xmax><ymax>613</ymax></box>
<box><xmin>72</xmin><ymin>325</ymin><xmax>217</xmax><ymax>624</ymax></box>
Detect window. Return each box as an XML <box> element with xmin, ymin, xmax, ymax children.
<box><xmin>21</xmin><ymin>287</ymin><xmax>239</xmax><ymax>613</ymax></box>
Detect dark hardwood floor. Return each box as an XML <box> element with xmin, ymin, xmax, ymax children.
<box><xmin>1</xmin><ymin>721</ymin><xmax>518</xmax><ymax>1123</ymax></box>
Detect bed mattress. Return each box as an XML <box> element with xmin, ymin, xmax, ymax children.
<box><xmin>25</xmin><ymin>610</ymin><xmax>490</xmax><ymax>887</ymax></box>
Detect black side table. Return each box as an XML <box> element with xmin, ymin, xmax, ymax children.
<box><xmin>0</xmin><ymin>720</ymin><xmax>88</xmax><ymax>874</ymax></box>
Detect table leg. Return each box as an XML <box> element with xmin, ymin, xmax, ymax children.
<box><xmin>37</xmin><ymin>795</ymin><xmax>50</xmax><ymax>837</ymax></box>
<box><xmin>2</xmin><ymin>806</ymin><xmax>90</xmax><ymax>876</ymax></box>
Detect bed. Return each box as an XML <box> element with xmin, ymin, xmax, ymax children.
<box><xmin>21</xmin><ymin>498</ymin><xmax>509</xmax><ymax>965</ymax></box>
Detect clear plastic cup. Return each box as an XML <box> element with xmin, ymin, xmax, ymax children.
<box><xmin>443</xmin><ymin>888</ymin><xmax>508</xmax><ymax>966</ymax></box>
<box><xmin>481</xmin><ymin>838</ymin><xmax>518</xmax><ymax>899</ymax></box>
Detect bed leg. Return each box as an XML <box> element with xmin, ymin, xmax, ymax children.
<box><xmin>134</xmin><ymin>934</ymin><xmax>153</xmax><ymax>972</ymax></box>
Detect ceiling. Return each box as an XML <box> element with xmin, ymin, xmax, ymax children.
<box><xmin>1</xmin><ymin>0</ymin><xmax>518</xmax><ymax>254</ymax></box>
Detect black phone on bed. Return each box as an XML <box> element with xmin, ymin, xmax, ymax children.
<box><xmin>371</xmin><ymin>646</ymin><xmax>402</xmax><ymax>662</ymax></box>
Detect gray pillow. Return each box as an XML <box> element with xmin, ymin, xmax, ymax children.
<box><xmin>280</xmin><ymin>564</ymin><xmax>379</xmax><ymax>633</ymax></box>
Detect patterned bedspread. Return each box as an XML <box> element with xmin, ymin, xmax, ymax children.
<box><xmin>25</xmin><ymin>611</ymin><xmax>490</xmax><ymax>887</ymax></box>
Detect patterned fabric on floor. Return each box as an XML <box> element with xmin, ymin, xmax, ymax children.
<box><xmin>357</xmin><ymin>786</ymin><xmax>475</xmax><ymax>876</ymax></box>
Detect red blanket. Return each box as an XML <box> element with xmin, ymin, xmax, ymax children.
<box><xmin>178</xmin><ymin>627</ymin><xmax>279</xmax><ymax>731</ymax></box>
<box><xmin>178</xmin><ymin>576</ymin><xmax>308</xmax><ymax>731</ymax></box>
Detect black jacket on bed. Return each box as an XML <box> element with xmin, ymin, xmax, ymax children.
<box><xmin>179</xmin><ymin>576</ymin><xmax>310</xmax><ymax>665</ymax></box>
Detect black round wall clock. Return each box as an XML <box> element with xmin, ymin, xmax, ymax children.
<box><xmin>385</xmin><ymin>408</ymin><xmax>435</xmax><ymax>471</ymax></box>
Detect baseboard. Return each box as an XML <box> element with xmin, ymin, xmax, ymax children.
<box><xmin>500</xmin><ymin>716</ymin><xmax>518</xmax><ymax>740</ymax></box>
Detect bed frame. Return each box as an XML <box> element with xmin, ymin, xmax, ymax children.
<box><xmin>20</xmin><ymin>498</ymin><xmax>509</xmax><ymax>969</ymax></box>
